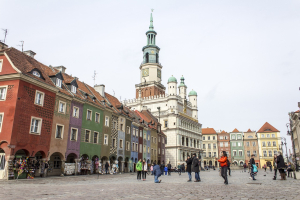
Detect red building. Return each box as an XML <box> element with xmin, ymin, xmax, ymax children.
<box><xmin>0</xmin><ymin>47</ymin><xmax>57</xmax><ymax>179</ymax></box>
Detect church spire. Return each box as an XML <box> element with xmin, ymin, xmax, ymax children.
<box><xmin>149</xmin><ymin>12</ymin><xmax>154</xmax><ymax>30</ymax></box>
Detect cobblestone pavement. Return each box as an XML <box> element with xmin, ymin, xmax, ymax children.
<box><xmin>0</xmin><ymin>169</ymin><xmax>299</xmax><ymax>200</ymax></box>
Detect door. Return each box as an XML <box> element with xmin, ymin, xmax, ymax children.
<box><xmin>0</xmin><ymin>153</ymin><xmax>6</xmax><ymax>179</ymax></box>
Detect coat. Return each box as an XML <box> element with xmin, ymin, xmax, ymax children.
<box><xmin>249</xmin><ymin>158</ymin><xmax>255</xmax><ymax>168</ymax></box>
<box><xmin>186</xmin><ymin>158</ymin><xmax>193</xmax><ymax>172</ymax></box>
<box><xmin>167</xmin><ymin>163</ymin><xmax>171</xmax><ymax>170</ymax></box>
<box><xmin>276</xmin><ymin>155</ymin><xmax>285</xmax><ymax>169</ymax></box>
<box><xmin>218</xmin><ymin>156</ymin><xmax>228</xmax><ymax>167</ymax></box>
<box><xmin>192</xmin><ymin>157</ymin><xmax>199</xmax><ymax>172</ymax></box>
<box><xmin>136</xmin><ymin>161</ymin><xmax>142</xmax><ymax>171</ymax></box>
<box><xmin>153</xmin><ymin>164</ymin><xmax>162</xmax><ymax>177</ymax></box>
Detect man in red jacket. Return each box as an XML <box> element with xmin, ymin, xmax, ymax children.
<box><xmin>216</xmin><ymin>151</ymin><xmax>228</xmax><ymax>185</ymax></box>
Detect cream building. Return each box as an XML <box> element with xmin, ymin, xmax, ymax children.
<box><xmin>123</xmin><ymin>13</ymin><xmax>202</xmax><ymax>167</ymax></box>
<box><xmin>202</xmin><ymin>128</ymin><xmax>219</xmax><ymax>167</ymax></box>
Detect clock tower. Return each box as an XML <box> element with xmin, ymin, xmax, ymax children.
<box><xmin>136</xmin><ymin>12</ymin><xmax>165</xmax><ymax>99</ymax></box>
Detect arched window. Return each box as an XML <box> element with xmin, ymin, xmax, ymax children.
<box><xmin>156</xmin><ymin>53</ymin><xmax>159</xmax><ymax>63</ymax></box>
<box><xmin>145</xmin><ymin>53</ymin><xmax>149</xmax><ymax>63</ymax></box>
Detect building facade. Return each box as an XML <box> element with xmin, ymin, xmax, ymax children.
<box><xmin>202</xmin><ymin>128</ymin><xmax>218</xmax><ymax>167</ymax></box>
<box><xmin>243</xmin><ymin>129</ymin><xmax>260</xmax><ymax>167</ymax></box>
<box><xmin>230</xmin><ymin>128</ymin><xmax>245</xmax><ymax>166</ymax></box>
<box><xmin>217</xmin><ymin>130</ymin><xmax>231</xmax><ymax>164</ymax></box>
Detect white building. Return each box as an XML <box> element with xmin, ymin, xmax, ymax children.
<box><xmin>123</xmin><ymin>13</ymin><xmax>202</xmax><ymax>167</ymax></box>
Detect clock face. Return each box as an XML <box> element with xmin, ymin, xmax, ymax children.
<box><xmin>142</xmin><ymin>68</ymin><xmax>149</xmax><ymax>77</ymax></box>
<box><xmin>151</xmin><ymin>50</ymin><xmax>154</xmax><ymax>54</ymax></box>
<box><xmin>157</xmin><ymin>69</ymin><xmax>161</xmax><ymax>78</ymax></box>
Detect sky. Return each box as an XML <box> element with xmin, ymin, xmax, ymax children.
<box><xmin>1</xmin><ymin>0</ymin><xmax>300</xmax><ymax>152</ymax></box>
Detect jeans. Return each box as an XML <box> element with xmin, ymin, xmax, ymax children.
<box><xmin>165</xmin><ymin>171</ymin><xmax>167</xmax><ymax>175</ymax></box>
<box><xmin>228</xmin><ymin>167</ymin><xmax>231</xmax><ymax>175</ymax></box>
<box><xmin>142</xmin><ymin>171</ymin><xmax>147</xmax><ymax>179</ymax></box>
<box><xmin>188</xmin><ymin>172</ymin><xmax>192</xmax><ymax>181</ymax></box>
<box><xmin>178</xmin><ymin>169</ymin><xmax>181</xmax><ymax>175</ymax></box>
<box><xmin>154</xmin><ymin>175</ymin><xmax>159</xmax><ymax>183</ymax></box>
<box><xmin>250</xmin><ymin>168</ymin><xmax>255</xmax><ymax>180</ymax></box>
<box><xmin>168</xmin><ymin>171</ymin><xmax>171</xmax><ymax>175</ymax></box>
<box><xmin>195</xmin><ymin>172</ymin><xmax>200</xmax><ymax>181</ymax></box>
<box><xmin>137</xmin><ymin>171</ymin><xmax>141</xmax><ymax>180</ymax></box>
<box><xmin>105</xmin><ymin>168</ymin><xmax>108</xmax><ymax>174</ymax></box>
<box><xmin>221</xmin><ymin>166</ymin><xmax>228</xmax><ymax>184</ymax></box>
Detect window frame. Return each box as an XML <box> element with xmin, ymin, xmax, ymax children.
<box><xmin>0</xmin><ymin>59</ymin><xmax>3</xmax><ymax>72</ymax></box>
<box><xmin>34</xmin><ymin>90</ymin><xmax>45</xmax><ymax>106</ymax></box>
<box><xmin>126</xmin><ymin>141</ymin><xmax>130</xmax><ymax>151</ymax></box>
<box><xmin>58</xmin><ymin>100</ymin><xmax>66</xmax><ymax>114</ymax></box>
<box><xmin>86</xmin><ymin>109</ymin><xmax>92</xmax><ymax>121</ymax></box>
<box><xmin>70</xmin><ymin>128</ymin><xmax>78</xmax><ymax>141</ymax></box>
<box><xmin>55</xmin><ymin>124</ymin><xmax>64</xmax><ymax>139</ymax></box>
<box><xmin>56</xmin><ymin>78</ymin><xmax>62</xmax><ymax>87</ymax></box>
<box><xmin>73</xmin><ymin>106</ymin><xmax>79</xmax><ymax>118</ymax></box>
<box><xmin>105</xmin><ymin>116</ymin><xmax>109</xmax><ymax>127</ymax></box>
<box><xmin>71</xmin><ymin>85</ymin><xmax>77</xmax><ymax>93</ymax></box>
<box><xmin>139</xmin><ymin>144</ymin><xmax>142</xmax><ymax>153</ymax></box>
<box><xmin>85</xmin><ymin>129</ymin><xmax>91</xmax><ymax>143</ymax></box>
<box><xmin>103</xmin><ymin>134</ymin><xmax>108</xmax><ymax>145</ymax></box>
<box><xmin>119</xmin><ymin>139</ymin><xmax>123</xmax><ymax>149</ymax></box>
<box><xmin>0</xmin><ymin>85</ymin><xmax>8</xmax><ymax>101</ymax></box>
<box><xmin>29</xmin><ymin>116</ymin><xmax>43</xmax><ymax>135</ymax></box>
<box><xmin>93</xmin><ymin>131</ymin><xmax>99</xmax><ymax>144</ymax></box>
<box><xmin>95</xmin><ymin>112</ymin><xmax>100</xmax><ymax>123</ymax></box>
<box><xmin>0</xmin><ymin>112</ymin><xmax>4</xmax><ymax>133</ymax></box>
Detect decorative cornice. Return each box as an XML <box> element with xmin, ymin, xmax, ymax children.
<box><xmin>179</xmin><ymin>112</ymin><xmax>198</xmax><ymax>123</ymax></box>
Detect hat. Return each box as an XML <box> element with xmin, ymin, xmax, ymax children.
<box><xmin>193</xmin><ymin>153</ymin><xmax>196</xmax><ymax>156</ymax></box>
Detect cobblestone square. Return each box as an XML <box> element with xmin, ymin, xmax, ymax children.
<box><xmin>0</xmin><ymin>169</ymin><xmax>298</xmax><ymax>200</ymax></box>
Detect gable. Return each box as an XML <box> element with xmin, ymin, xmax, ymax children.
<box><xmin>0</xmin><ymin>54</ymin><xmax>18</xmax><ymax>75</ymax></box>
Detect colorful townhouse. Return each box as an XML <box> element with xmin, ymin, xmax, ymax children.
<box><xmin>129</xmin><ymin>110</ymin><xmax>141</xmax><ymax>171</ymax></box>
<box><xmin>202</xmin><ymin>128</ymin><xmax>219</xmax><ymax>167</ymax></box>
<box><xmin>217</xmin><ymin>130</ymin><xmax>231</xmax><ymax>164</ymax></box>
<box><xmin>230</xmin><ymin>128</ymin><xmax>245</xmax><ymax>166</ymax></box>
<box><xmin>243</xmin><ymin>129</ymin><xmax>260</xmax><ymax>167</ymax></box>
<box><xmin>257</xmin><ymin>122</ymin><xmax>281</xmax><ymax>168</ymax></box>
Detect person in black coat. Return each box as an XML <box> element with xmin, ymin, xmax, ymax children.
<box><xmin>186</xmin><ymin>155</ymin><xmax>193</xmax><ymax>182</ymax></box>
<box><xmin>160</xmin><ymin>162</ymin><xmax>165</xmax><ymax>176</ymax></box>
<box><xmin>167</xmin><ymin>162</ymin><xmax>172</xmax><ymax>176</ymax></box>
<box><xmin>277</xmin><ymin>152</ymin><xmax>286</xmax><ymax>180</ymax></box>
<box><xmin>192</xmin><ymin>153</ymin><xmax>200</xmax><ymax>182</ymax></box>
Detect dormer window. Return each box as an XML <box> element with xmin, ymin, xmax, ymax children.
<box><xmin>71</xmin><ymin>85</ymin><xmax>77</xmax><ymax>93</ymax></box>
<box><xmin>32</xmin><ymin>71</ymin><xmax>41</xmax><ymax>77</ymax></box>
<box><xmin>56</xmin><ymin>78</ymin><xmax>62</xmax><ymax>87</ymax></box>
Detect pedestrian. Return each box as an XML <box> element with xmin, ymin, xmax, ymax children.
<box><xmin>164</xmin><ymin>165</ymin><xmax>168</xmax><ymax>175</ymax></box>
<box><xmin>142</xmin><ymin>159</ymin><xmax>147</xmax><ymax>181</ymax></box>
<box><xmin>105</xmin><ymin>162</ymin><xmax>109</xmax><ymax>174</ymax></box>
<box><xmin>192</xmin><ymin>153</ymin><xmax>200</xmax><ymax>182</ymax></box>
<box><xmin>243</xmin><ymin>163</ymin><xmax>247</xmax><ymax>172</ymax></box>
<box><xmin>216</xmin><ymin>151</ymin><xmax>228</xmax><ymax>185</ymax></box>
<box><xmin>249</xmin><ymin>154</ymin><xmax>257</xmax><ymax>181</ymax></box>
<box><xmin>287</xmin><ymin>162</ymin><xmax>295</xmax><ymax>178</ymax></box>
<box><xmin>277</xmin><ymin>152</ymin><xmax>286</xmax><ymax>180</ymax></box>
<box><xmin>264</xmin><ymin>164</ymin><xmax>266</xmax><ymax>172</ymax></box>
<box><xmin>136</xmin><ymin>159</ymin><xmax>142</xmax><ymax>180</ymax></box>
<box><xmin>150</xmin><ymin>164</ymin><xmax>154</xmax><ymax>175</ymax></box>
<box><xmin>160</xmin><ymin>162</ymin><xmax>165</xmax><ymax>176</ymax></box>
<box><xmin>181</xmin><ymin>163</ymin><xmax>185</xmax><ymax>173</ymax></box>
<box><xmin>273</xmin><ymin>155</ymin><xmax>277</xmax><ymax>180</ymax></box>
<box><xmin>227</xmin><ymin>160</ymin><xmax>231</xmax><ymax>176</ymax></box>
<box><xmin>186</xmin><ymin>155</ymin><xmax>193</xmax><ymax>182</ymax></box>
<box><xmin>167</xmin><ymin>162</ymin><xmax>172</xmax><ymax>176</ymax></box>
<box><xmin>153</xmin><ymin>162</ymin><xmax>162</xmax><ymax>183</ymax></box>
<box><xmin>177</xmin><ymin>163</ymin><xmax>181</xmax><ymax>175</ymax></box>
<box><xmin>270</xmin><ymin>164</ymin><xmax>272</xmax><ymax>172</ymax></box>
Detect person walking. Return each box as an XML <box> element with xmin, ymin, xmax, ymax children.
<box><xmin>105</xmin><ymin>162</ymin><xmax>109</xmax><ymax>174</ymax></box>
<box><xmin>150</xmin><ymin>164</ymin><xmax>154</xmax><ymax>175</ymax></box>
<box><xmin>177</xmin><ymin>163</ymin><xmax>181</xmax><ymax>175</ymax></box>
<box><xmin>273</xmin><ymin>155</ymin><xmax>277</xmax><ymax>180</ymax></box>
<box><xmin>164</xmin><ymin>165</ymin><xmax>168</xmax><ymax>175</ymax></box>
<box><xmin>249</xmin><ymin>154</ymin><xmax>256</xmax><ymax>180</ymax></box>
<box><xmin>181</xmin><ymin>163</ymin><xmax>185</xmax><ymax>173</ymax></box>
<box><xmin>136</xmin><ymin>159</ymin><xmax>142</xmax><ymax>180</ymax></box>
<box><xmin>277</xmin><ymin>152</ymin><xmax>286</xmax><ymax>180</ymax></box>
<box><xmin>167</xmin><ymin>162</ymin><xmax>172</xmax><ymax>176</ymax></box>
<box><xmin>216</xmin><ymin>151</ymin><xmax>228</xmax><ymax>185</ymax></box>
<box><xmin>153</xmin><ymin>162</ymin><xmax>162</xmax><ymax>183</ymax></box>
<box><xmin>192</xmin><ymin>153</ymin><xmax>200</xmax><ymax>182</ymax></box>
<box><xmin>186</xmin><ymin>155</ymin><xmax>193</xmax><ymax>182</ymax></box>
<box><xmin>142</xmin><ymin>159</ymin><xmax>147</xmax><ymax>181</ymax></box>
<box><xmin>160</xmin><ymin>162</ymin><xmax>165</xmax><ymax>176</ymax></box>
<box><xmin>263</xmin><ymin>164</ymin><xmax>267</xmax><ymax>172</ymax></box>
<box><xmin>243</xmin><ymin>163</ymin><xmax>247</xmax><ymax>172</ymax></box>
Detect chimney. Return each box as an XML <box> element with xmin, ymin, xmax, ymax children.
<box><xmin>0</xmin><ymin>41</ymin><xmax>8</xmax><ymax>50</ymax></box>
<box><xmin>74</xmin><ymin>77</ymin><xmax>79</xmax><ymax>81</ymax></box>
<box><xmin>53</xmin><ymin>66</ymin><xmax>66</xmax><ymax>73</ymax></box>
<box><xmin>24</xmin><ymin>50</ymin><xmax>36</xmax><ymax>58</ymax></box>
<box><xmin>94</xmin><ymin>84</ymin><xmax>105</xmax><ymax>97</ymax></box>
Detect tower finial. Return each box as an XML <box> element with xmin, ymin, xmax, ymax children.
<box><xmin>149</xmin><ymin>9</ymin><xmax>154</xmax><ymax>30</ymax></box>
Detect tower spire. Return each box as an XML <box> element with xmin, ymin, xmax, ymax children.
<box><xmin>149</xmin><ymin>9</ymin><xmax>154</xmax><ymax>30</ymax></box>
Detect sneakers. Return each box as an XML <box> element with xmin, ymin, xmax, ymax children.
<box><xmin>159</xmin><ymin>180</ymin><xmax>162</xmax><ymax>183</ymax></box>
<box><xmin>249</xmin><ymin>177</ymin><xmax>252</xmax><ymax>179</ymax></box>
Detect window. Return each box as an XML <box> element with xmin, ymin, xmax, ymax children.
<box><xmin>274</xmin><ymin>150</ymin><xmax>277</xmax><ymax>155</ymax></box>
<box><xmin>154</xmin><ymin>149</ymin><xmax>156</xmax><ymax>155</ymax></box>
<box><xmin>225</xmin><ymin>136</ymin><xmax>228</xmax><ymax>139</ymax></box>
<box><xmin>220</xmin><ymin>142</ymin><xmax>223</xmax><ymax>147</ymax></box>
<box><xmin>71</xmin><ymin>85</ymin><xmax>77</xmax><ymax>93</ymax></box>
<box><xmin>158</xmin><ymin>137</ymin><xmax>160</xmax><ymax>142</ymax></box>
<box><xmin>93</xmin><ymin>132</ymin><xmax>99</xmax><ymax>143</ymax></box>
<box><xmin>208</xmin><ymin>136</ymin><xmax>210</xmax><ymax>140</ymax></box>
<box><xmin>273</xmin><ymin>141</ymin><xmax>276</xmax><ymax>146</ymax></box>
<box><xmin>127</xmin><ymin>126</ymin><xmax>130</xmax><ymax>134</ymax></box>
<box><xmin>56</xmin><ymin>78</ymin><xmax>62</xmax><ymax>87</ymax></box>
<box><xmin>112</xmin><ymin>139</ymin><xmax>116</xmax><ymax>147</ymax></box>
<box><xmin>208</xmin><ymin>144</ymin><xmax>211</xmax><ymax>149</ymax></box>
<box><xmin>162</xmin><ymin>137</ymin><xmax>165</xmax><ymax>144</ymax></box>
<box><xmin>272</xmin><ymin>134</ymin><xmax>275</xmax><ymax>138</ymax></box>
<box><xmin>231</xmin><ymin>135</ymin><xmax>236</xmax><ymax>140</ymax></box>
<box><xmin>248</xmin><ymin>135</ymin><xmax>253</xmax><ymax>138</ymax></box>
<box><xmin>148</xmin><ymin>135</ymin><xmax>150</xmax><ymax>141</ymax></box>
<box><xmin>148</xmin><ymin>147</ymin><xmax>150</xmax><ymax>153</ymax></box>
<box><xmin>73</xmin><ymin>107</ymin><xmax>79</xmax><ymax>118</ymax></box>
<box><xmin>53</xmin><ymin>156</ymin><xmax>61</xmax><ymax>169</ymax></box>
<box><xmin>86</xmin><ymin>110</ymin><xmax>92</xmax><ymax>120</ymax></box>
<box><xmin>154</xmin><ymin>137</ymin><xmax>157</xmax><ymax>143</ymax></box>
<box><xmin>238</xmin><ymin>151</ymin><xmax>243</xmax><ymax>156</ymax></box>
<box><xmin>253</xmin><ymin>151</ymin><xmax>257</xmax><ymax>156</ymax></box>
<box><xmin>220</xmin><ymin>136</ymin><xmax>223</xmax><ymax>139</ymax></box>
<box><xmin>139</xmin><ymin>144</ymin><xmax>142</xmax><ymax>153</ymax></box>
<box><xmin>120</xmin><ymin>124</ymin><xmax>124</xmax><ymax>131</ymax></box>
<box><xmin>213</xmin><ymin>143</ymin><xmax>216</xmax><ymax>149</ymax></box>
<box><xmin>0</xmin><ymin>59</ymin><xmax>3</xmax><ymax>72</ymax></box>
<box><xmin>151</xmin><ymin>136</ymin><xmax>154</xmax><ymax>143</ymax></box>
<box><xmin>58</xmin><ymin>101</ymin><xmax>66</xmax><ymax>113</ymax></box>
<box><xmin>267</xmin><ymin>134</ymin><xmax>270</xmax><ymax>138</ymax></box>
<box><xmin>33</xmin><ymin>71</ymin><xmax>41</xmax><ymax>77</ymax></box>
<box><xmin>105</xmin><ymin>116</ymin><xmax>109</xmax><ymax>126</ymax></box>
<box><xmin>30</xmin><ymin>117</ymin><xmax>42</xmax><ymax>134</ymax></box>
<box><xmin>238</xmin><ymin>142</ymin><xmax>241</xmax><ymax>147</ymax></box>
<box><xmin>85</xmin><ymin>130</ymin><xmax>90</xmax><ymax>142</ymax></box>
<box><xmin>247</xmin><ymin>151</ymin><xmax>250</xmax><ymax>157</ymax></box>
<box><xmin>126</xmin><ymin>141</ymin><xmax>130</xmax><ymax>151</ymax></box>
<box><xmin>0</xmin><ymin>113</ymin><xmax>3</xmax><ymax>132</ymax></box>
<box><xmin>0</xmin><ymin>86</ymin><xmax>7</xmax><ymax>101</ymax></box>
<box><xmin>104</xmin><ymin>134</ymin><xmax>108</xmax><ymax>145</ymax></box>
<box><xmin>262</xmin><ymin>142</ymin><xmax>266</xmax><ymax>147</ymax></box>
<box><xmin>261</xmin><ymin>134</ymin><xmax>265</xmax><ymax>138</ymax></box>
<box><xmin>232</xmin><ymin>142</ymin><xmax>236</xmax><ymax>147</ymax></box>
<box><xmin>143</xmin><ymin>145</ymin><xmax>146</xmax><ymax>152</ymax></box>
<box><xmin>95</xmin><ymin>113</ymin><xmax>100</xmax><ymax>123</ymax></box>
<box><xmin>151</xmin><ymin>148</ymin><xmax>154</xmax><ymax>155</ymax></box>
<box><xmin>119</xmin><ymin>139</ymin><xmax>123</xmax><ymax>148</ymax></box>
<box><xmin>164</xmin><ymin>120</ymin><xmax>168</xmax><ymax>128</ymax></box>
<box><xmin>144</xmin><ymin>133</ymin><xmax>146</xmax><ymax>139</ymax></box>
<box><xmin>140</xmin><ymin>130</ymin><xmax>142</xmax><ymax>137</ymax></box>
<box><xmin>246</xmin><ymin>142</ymin><xmax>249</xmax><ymax>147</ymax></box>
<box><xmin>233</xmin><ymin>150</ymin><xmax>237</xmax><ymax>156</ymax></box>
<box><xmin>208</xmin><ymin>152</ymin><xmax>211</xmax><ymax>157</ymax></box>
<box><xmin>162</xmin><ymin>149</ymin><xmax>165</xmax><ymax>155</ymax></box>
<box><xmin>35</xmin><ymin>91</ymin><xmax>44</xmax><ymax>106</ymax></box>
<box><xmin>213</xmin><ymin>136</ymin><xmax>215</xmax><ymax>140</ymax></box>
<box><xmin>203</xmin><ymin>144</ymin><xmax>206</xmax><ymax>149</ymax></box>
<box><xmin>70</xmin><ymin>128</ymin><xmax>78</xmax><ymax>141</ymax></box>
<box><xmin>267</xmin><ymin>141</ymin><xmax>271</xmax><ymax>147</ymax></box>
<box><xmin>252</xmin><ymin>141</ymin><xmax>256</xmax><ymax>146</ymax></box>
<box><xmin>203</xmin><ymin>136</ymin><xmax>205</xmax><ymax>140</ymax></box>
<box><xmin>55</xmin><ymin>125</ymin><xmax>64</xmax><ymax>139</ymax></box>
<box><xmin>132</xmin><ymin>143</ymin><xmax>135</xmax><ymax>151</ymax></box>
<box><xmin>135</xmin><ymin>143</ymin><xmax>138</xmax><ymax>152</ymax></box>
<box><xmin>268</xmin><ymin>151</ymin><xmax>272</xmax><ymax>157</ymax></box>
<box><xmin>263</xmin><ymin>151</ymin><xmax>267</xmax><ymax>157</ymax></box>
<box><xmin>213</xmin><ymin>152</ymin><xmax>216</xmax><ymax>157</ymax></box>
<box><xmin>225</xmin><ymin>142</ymin><xmax>228</xmax><ymax>147</ymax></box>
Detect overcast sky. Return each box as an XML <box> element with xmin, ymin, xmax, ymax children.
<box><xmin>1</xmin><ymin>0</ymin><xmax>299</xmax><ymax>152</ymax></box>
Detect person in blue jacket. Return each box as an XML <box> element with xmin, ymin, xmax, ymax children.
<box><xmin>164</xmin><ymin>165</ymin><xmax>168</xmax><ymax>175</ymax></box>
<box><xmin>153</xmin><ymin>162</ymin><xmax>162</xmax><ymax>183</ymax></box>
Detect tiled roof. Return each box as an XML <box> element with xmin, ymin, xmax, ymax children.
<box><xmin>62</xmin><ymin>73</ymin><xmax>75</xmax><ymax>84</ymax></box>
<box><xmin>202</xmin><ymin>128</ymin><xmax>217</xmax><ymax>134</ymax></box>
<box><xmin>232</xmin><ymin>128</ymin><xmax>239</xmax><ymax>133</ymax></box>
<box><xmin>257</xmin><ymin>122</ymin><xmax>280</xmax><ymax>133</ymax></box>
<box><xmin>220</xmin><ymin>130</ymin><xmax>227</xmax><ymax>134</ymax></box>
<box><xmin>295</xmin><ymin>110</ymin><xmax>300</xmax><ymax>113</ymax></box>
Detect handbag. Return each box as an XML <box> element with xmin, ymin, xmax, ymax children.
<box><xmin>252</xmin><ymin>164</ymin><xmax>258</xmax><ymax>173</ymax></box>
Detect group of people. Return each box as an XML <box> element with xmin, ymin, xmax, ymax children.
<box><xmin>272</xmin><ymin>152</ymin><xmax>295</xmax><ymax>180</ymax></box>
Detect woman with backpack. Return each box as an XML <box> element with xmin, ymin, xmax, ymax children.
<box><xmin>250</xmin><ymin>154</ymin><xmax>257</xmax><ymax>180</ymax></box>
<box><xmin>216</xmin><ymin>151</ymin><xmax>228</xmax><ymax>185</ymax></box>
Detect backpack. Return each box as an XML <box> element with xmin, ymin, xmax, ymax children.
<box><xmin>252</xmin><ymin>164</ymin><xmax>258</xmax><ymax>173</ymax></box>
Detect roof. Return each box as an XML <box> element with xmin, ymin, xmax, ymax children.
<box><xmin>220</xmin><ymin>130</ymin><xmax>227</xmax><ymax>134</ymax></box>
<box><xmin>188</xmin><ymin>90</ymin><xmax>197</xmax><ymax>96</ymax></box>
<box><xmin>202</xmin><ymin>128</ymin><xmax>217</xmax><ymax>134</ymax></box>
<box><xmin>295</xmin><ymin>110</ymin><xmax>299</xmax><ymax>113</ymax></box>
<box><xmin>246</xmin><ymin>129</ymin><xmax>252</xmax><ymax>132</ymax></box>
<box><xmin>257</xmin><ymin>122</ymin><xmax>280</xmax><ymax>133</ymax></box>
<box><xmin>232</xmin><ymin>128</ymin><xmax>240</xmax><ymax>133</ymax></box>
<box><xmin>168</xmin><ymin>75</ymin><xmax>177</xmax><ymax>83</ymax></box>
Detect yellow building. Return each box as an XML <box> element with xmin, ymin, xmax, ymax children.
<box><xmin>257</xmin><ymin>122</ymin><xmax>281</xmax><ymax>168</ymax></box>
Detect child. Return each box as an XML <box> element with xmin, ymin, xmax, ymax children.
<box><xmin>150</xmin><ymin>164</ymin><xmax>154</xmax><ymax>175</ymax></box>
<box><xmin>164</xmin><ymin>165</ymin><xmax>168</xmax><ymax>175</ymax></box>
